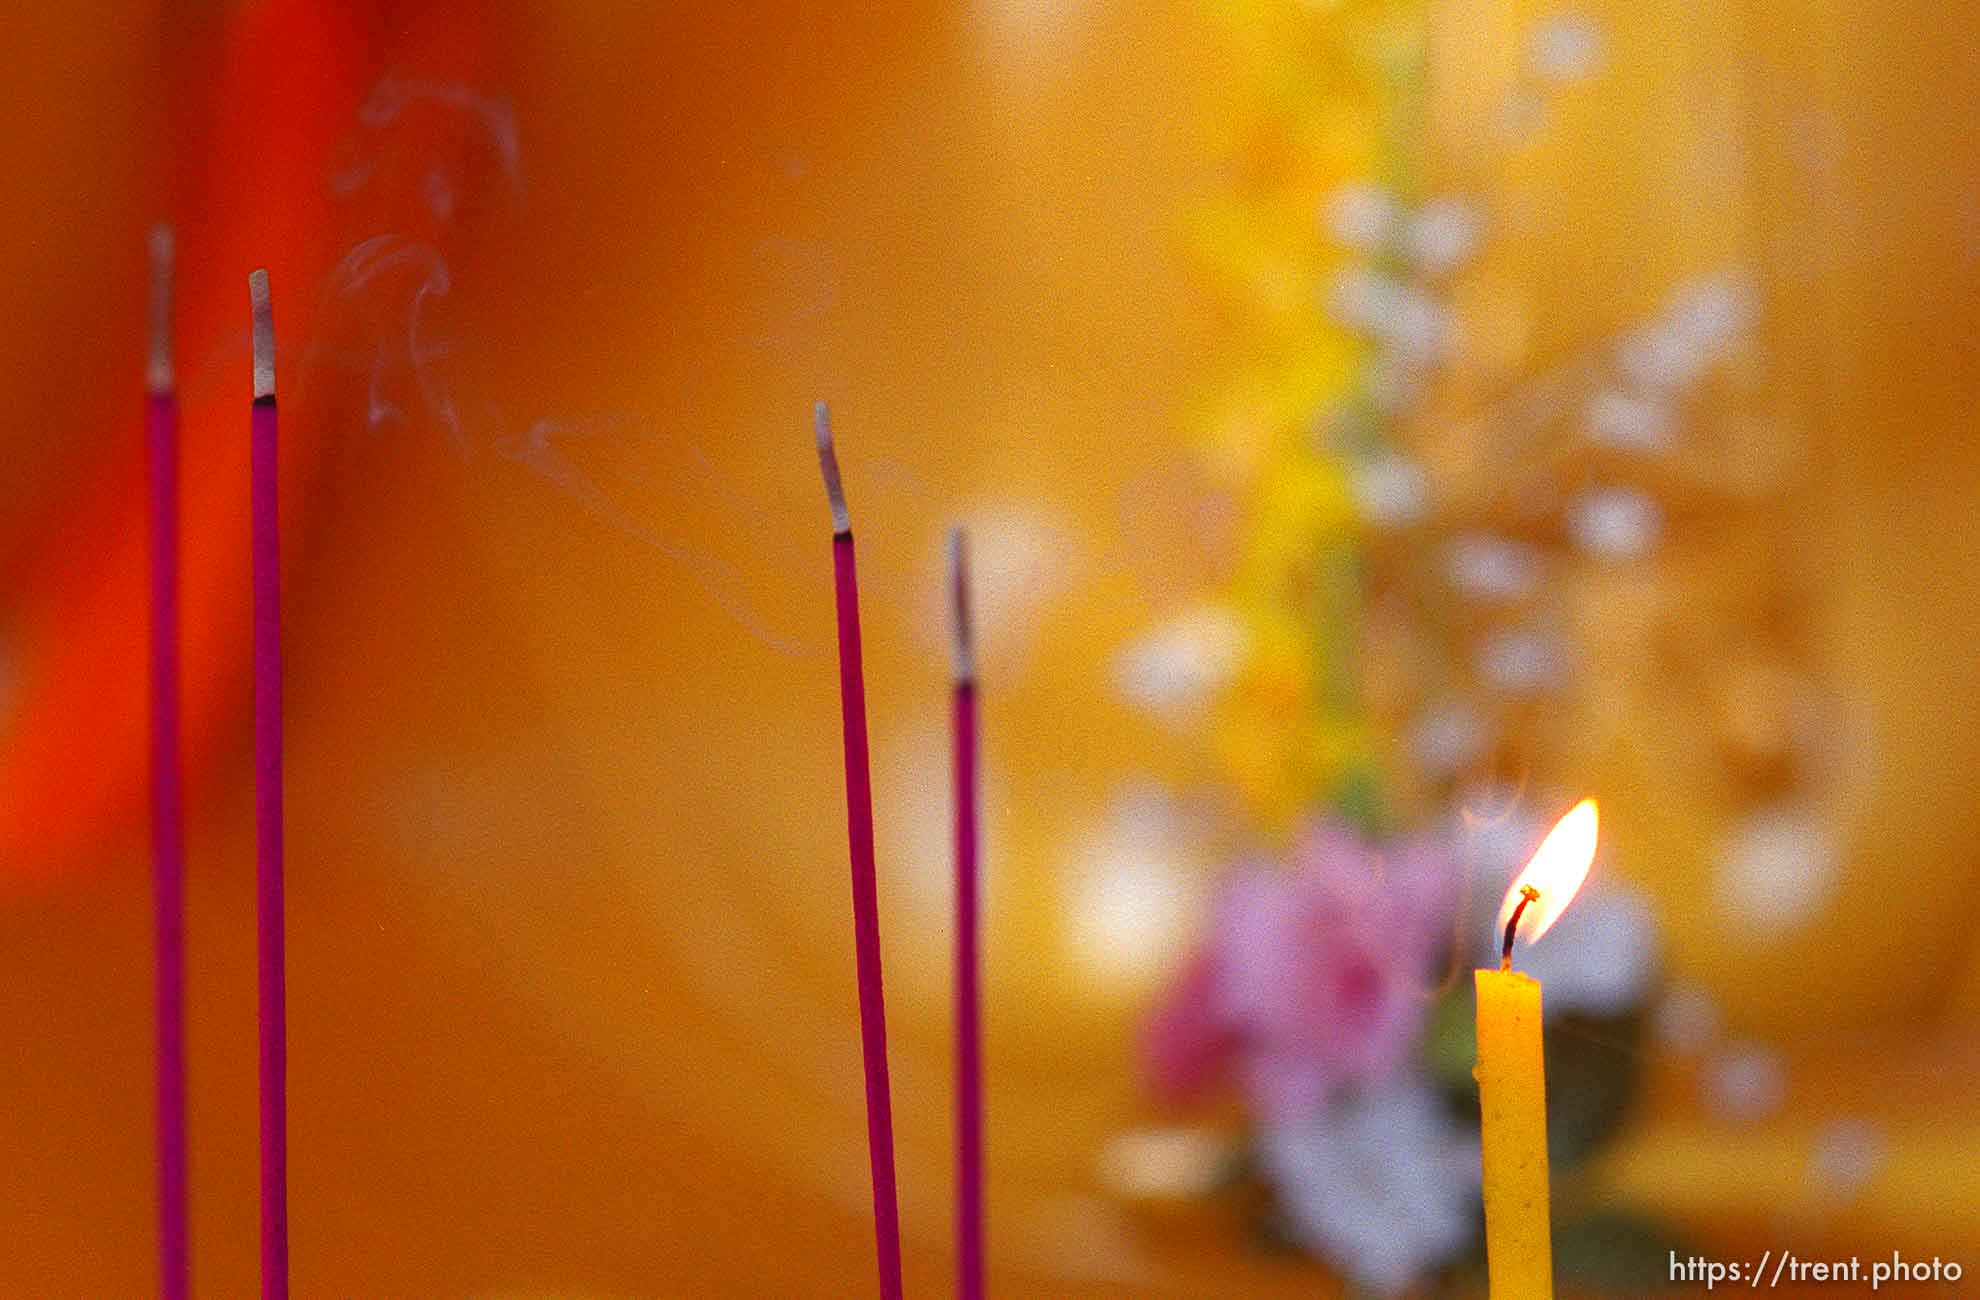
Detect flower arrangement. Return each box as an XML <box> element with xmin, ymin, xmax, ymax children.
<box><xmin>1138</xmin><ymin>809</ymin><xmax>1668</xmax><ymax>1293</ymax></box>
<box><xmin>1109</xmin><ymin>0</ymin><xmax>1724</xmax><ymax>1290</ymax></box>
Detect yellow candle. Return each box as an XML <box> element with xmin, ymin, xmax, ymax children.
<box><xmin>1474</xmin><ymin>798</ymin><xmax>1600</xmax><ymax>1300</ymax></box>
<box><xmin>1475</xmin><ymin>965</ymin><xmax>1552</xmax><ymax>1300</ymax></box>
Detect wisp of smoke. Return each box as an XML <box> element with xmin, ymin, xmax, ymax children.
<box><xmin>332</xmin><ymin>74</ymin><xmax>523</xmax><ymax>201</ymax></box>
<box><xmin>311</xmin><ymin>77</ymin><xmax>812</xmax><ymax>658</ymax></box>
<box><xmin>318</xmin><ymin>233</ymin><xmax>463</xmax><ymax>451</ymax></box>
<box><xmin>493</xmin><ymin>419</ymin><xmax>813</xmax><ymax>658</ymax></box>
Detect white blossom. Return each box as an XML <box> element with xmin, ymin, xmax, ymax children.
<box><xmin>1323</xmin><ymin>183</ymin><xmax>1401</xmax><ymax>252</ymax></box>
<box><xmin>936</xmin><ymin>501</ymin><xmax>1081</xmax><ymax>675</ymax></box>
<box><xmin>1112</xmin><ymin>606</ymin><xmax>1250</xmax><ymax>721</ymax></box>
<box><xmin>1328</xmin><ymin>269</ymin><xmax>1452</xmax><ymax>360</ymax></box>
<box><xmin>1668</xmin><ymin>274</ymin><xmax>1758</xmax><ymax>355</ymax></box>
<box><xmin>1704</xmin><ymin>1043</ymin><xmax>1787</xmax><ymax>1123</ymax></box>
<box><xmin>1528</xmin><ymin>13</ymin><xmax>1606</xmax><ymax>83</ymax></box>
<box><xmin>1096</xmin><ymin>1127</ymin><xmax>1234</xmax><ymax>1200</ymax></box>
<box><xmin>1808</xmin><ymin>1119</ymin><xmax>1885</xmax><ymax>1202</ymax></box>
<box><xmin>1616</xmin><ymin>322</ymin><xmax>1710</xmax><ymax>393</ymax></box>
<box><xmin>1064</xmin><ymin>786</ymin><xmax>1207</xmax><ymax>985</ymax></box>
<box><xmin>1476</xmin><ymin>629</ymin><xmax>1569</xmax><ymax>695</ymax></box>
<box><xmin>1567</xmin><ymin>487</ymin><xmax>1663</xmax><ymax>562</ymax></box>
<box><xmin>1653</xmin><ymin>983</ymin><xmax>1721</xmax><ymax>1053</ymax></box>
<box><xmin>1445</xmin><ymin>534</ymin><xmax>1543</xmax><ymax>602</ymax></box>
<box><xmin>1617</xmin><ymin>273</ymin><xmax>1759</xmax><ymax>392</ymax></box>
<box><xmin>1260</xmin><ymin>1081</ymin><xmax>1482</xmax><ymax>1295</ymax></box>
<box><xmin>1351</xmin><ymin>451</ymin><xmax>1431</xmax><ymax>527</ymax></box>
<box><xmin>1714</xmin><ymin>804</ymin><xmax>1841</xmax><ymax>936</ymax></box>
<box><xmin>1584</xmin><ymin>389</ymin><xmax>1675</xmax><ymax>453</ymax></box>
<box><xmin>1409</xmin><ymin>703</ymin><xmax>1490</xmax><ymax>775</ymax></box>
<box><xmin>1403</xmin><ymin>198</ymin><xmax>1485</xmax><ymax>277</ymax></box>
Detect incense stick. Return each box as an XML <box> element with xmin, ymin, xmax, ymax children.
<box><xmin>950</xmin><ymin>529</ymin><xmax>983</xmax><ymax>1300</ymax></box>
<box><xmin>815</xmin><ymin>402</ymin><xmax>904</xmax><ymax>1300</ymax></box>
<box><xmin>249</xmin><ymin>267</ymin><xmax>289</xmax><ymax>1300</ymax></box>
<box><xmin>147</xmin><ymin>224</ymin><xmax>189</xmax><ymax>1300</ymax></box>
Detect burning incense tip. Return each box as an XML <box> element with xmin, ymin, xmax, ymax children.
<box><xmin>949</xmin><ymin>528</ymin><xmax>975</xmax><ymax>684</ymax></box>
<box><xmin>148</xmin><ymin>225</ymin><xmax>174</xmax><ymax>394</ymax></box>
<box><xmin>814</xmin><ymin>400</ymin><xmax>851</xmax><ymax>535</ymax></box>
<box><xmin>249</xmin><ymin>268</ymin><xmax>275</xmax><ymax>401</ymax></box>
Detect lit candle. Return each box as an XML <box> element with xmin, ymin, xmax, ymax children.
<box><xmin>1474</xmin><ymin>798</ymin><xmax>1599</xmax><ymax>1300</ymax></box>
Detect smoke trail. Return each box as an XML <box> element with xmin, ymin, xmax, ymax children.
<box><xmin>318</xmin><ymin>234</ymin><xmax>462</xmax><ymax>450</ymax></box>
<box><xmin>494</xmin><ymin>418</ymin><xmax>812</xmax><ymax>658</ymax></box>
<box><xmin>310</xmin><ymin>76</ymin><xmax>812</xmax><ymax>657</ymax></box>
<box><xmin>331</xmin><ymin>74</ymin><xmax>523</xmax><ymax>201</ymax></box>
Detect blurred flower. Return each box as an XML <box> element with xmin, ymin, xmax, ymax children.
<box><xmin>1323</xmin><ymin>181</ymin><xmax>1400</xmax><ymax>251</ymax></box>
<box><xmin>1350</xmin><ymin>450</ymin><xmax>1431</xmax><ymax>528</ymax></box>
<box><xmin>1408</xmin><ymin>702</ymin><xmax>1491</xmax><ymax>776</ymax></box>
<box><xmin>1704</xmin><ymin>1042</ymin><xmax>1788</xmax><ymax>1123</ymax></box>
<box><xmin>1652</xmin><ymin>982</ymin><xmax>1722</xmax><ymax>1053</ymax></box>
<box><xmin>1241</xmin><ymin>460</ymin><xmax>1358</xmax><ymax>583</ymax></box>
<box><xmin>1528</xmin><ymin>12</ymin><xmax>1606</xmax><ymax>83</ymax></box>
<box><xmin>1113</xmin><ymin>605</ymin><xmax>1250</xmax><ymax>723</ymax></box>
<box><xmin>1616</xmin><ymin>272</ymin><xmax>1758</xmax><ymax>392</ymax></box>
<box><xmin>1402</xmin><ymin>198</ymin><xmax>1484</xmax><ymax>278</ymax></box>
<box><xmin>1668</xmin><ymin>273</ymin><xmax>1759</xmax><ymax>354</ymax></box>
<box><xmin>1714</xmin><ymin>803</ymin><xmax>1841</xmax><ymax>936</ymax></box>
<box><xmin>1144</xmin><ymin>953</ymin><xmax>1231</xmax><ymax>1102</ymax></box>
<box><xmin>1584</xmin><ymin>389</ymin><xmax>1674</xmax><ymax>453</ymax></box>
<box><xmin>1567</xmin><ymin>486</ymin><xmax>1663</xmax><ymax>562</ymax></box>
<box><xmin>1445</xmin><ymin>533</ymin><xmax>1542</xmax><ymax>602</ymax></box>
<box><xmin>1209</xmin><ymin>614</ymin><xmax>1317</xmax><ymax>825</ymax></box>
<box><xmin>1067</xmin><ymin>785</ymin><xmax>1210</xmax><ymax>988</ymax></box>
<box><xmin>1808</xmin><ymin>1118</ymin><xmax>1885</xmax><ymax>1202</ymax></box>
<box><xmin>1327</xmin><ymin>267</ymin><xmax>1452</xmax><ymax>361</ymax></box>
<box><xmin>1144</xmin><ymin>821</ymin><xmax>1459</xmax><ymax>1121</ymax></box>
<box><xmin>1095</xmin><ymin>1126</ymin><xmax>1236</xmax><ymax>1201</ymax></box>
<box><xmin>1475</xmin><ymin>628</ymin><xmax>1570</xmax><ymax>694</ymax></box>
<box><xmin>1616</xmin><ymin>322</ymin><xmax>1710</xmax><ymax>394</ymax></box>
<box><xmin>939</xmin><ymin>499</ymin><xmax>1081</xmax><ymax>676</ymax></box>
<box><xmin>1259</xmin><ymin>1080</ymin><xmax>1481</xmax><ymax>1295</ymax></box>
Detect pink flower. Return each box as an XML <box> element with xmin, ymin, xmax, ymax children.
<box><xmin>1143</xmin><ymin>821</ymin><xmax>1458</xmax><ymax>1123</ymax></box>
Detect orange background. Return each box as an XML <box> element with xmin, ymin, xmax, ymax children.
<box><xmin>1</xmin><ymin>0</ymin><xmax>1977</xmax><ymax>1295</ymax></box>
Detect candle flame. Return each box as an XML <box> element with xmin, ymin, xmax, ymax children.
<box><xmin>1496</xmin><ymin>798</ymin><xmax>1598</xmax><ymax>949</ymax></box>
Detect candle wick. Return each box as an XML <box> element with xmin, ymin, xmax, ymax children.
<box><xmin>813</xmin><ymin>400</ymin><xmax>852</xmax><ymax>536</ymax></box>
<box><xmin>948</xmin><ymin>527</ymin><xmax>975</xmax><ymax>685</ymax></box>
<box><xmin>1500</xmin><ymin>884</ymin><xmax>1540</xmax><ymax>971</ymax></box>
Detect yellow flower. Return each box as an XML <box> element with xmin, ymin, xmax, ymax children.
<box><xmin>1240</xmin><ymin>455</ymin><xmax>1359</xmax><ymax>589</ymax></box>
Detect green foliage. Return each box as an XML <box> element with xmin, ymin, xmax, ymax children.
<box><xmin>1552</xmin><ymin>1209</ymin><xmax>1696</xmax><ymax>1293</ymax></box>
<box><xmin>1542</xmin><ymin>1009</ymin><xmax>1647</xmax><ymax>1170</ymax></box>
<box><xmin>1423</xmin><ymin>987</ymin><xmax>1648</xmax><ymax>1172</ymax></box>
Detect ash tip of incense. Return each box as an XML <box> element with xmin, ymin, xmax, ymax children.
<box><xmin>948</xmin><ymin>527</ymin><xmax>975</xmax><ymax>683</ymax></box>
<box><xmin>248</xmin><ymin>268</ymin><xmax>274</xmax><ymax>400</ymax></box>
<box><xmin>813</xmin><ymin>400</ymin><xmax>850</xmax><ymax>534</ymax></box>
<box><xmin>147</xmin><ymin>224</ymin><xmax>174</xmax><ymax>394</ymax></box>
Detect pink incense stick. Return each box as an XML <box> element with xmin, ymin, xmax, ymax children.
<box><xmin>147</xmin><ymin>225</ymin><xmax>190</xmax><ymax>1300</ymax></box>
<box><xmin>249</xmin><ymin>268</ymin><xmax>289</xmax><ymax>1300</ymax></box>
<box><xmin>949</xmin><ymin>530</ymin><xmax>983</xmax><ymax>1300</ymax></box>
<box><xmin>815</xmin><ymin>402</ymin><xmax>904</xmax><ymax>1300</ymax></box>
